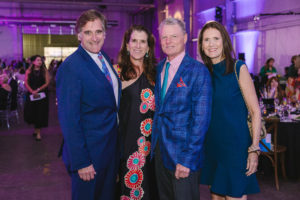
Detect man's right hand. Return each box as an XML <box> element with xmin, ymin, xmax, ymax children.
<box><xmin>78</xmin><ymin>164</ymin><xmax>96</xmax><ymax>181</ymax></box>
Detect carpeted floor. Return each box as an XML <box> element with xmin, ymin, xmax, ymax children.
<box><xmin>0</xmin><ymin>91</ymin><xmax>299</xmax><ymax>200</ymax></box>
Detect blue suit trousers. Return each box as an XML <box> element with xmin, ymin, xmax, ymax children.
<box><xmin>70</xmin><ymin>159</ymin><xmax>117</xmax><ymax>200</ymax></box>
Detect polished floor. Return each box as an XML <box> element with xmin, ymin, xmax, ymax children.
<box><xmin>0</xmin><ymin>91</ymin><xmax>300</xmax><ymax>200</ymax></box>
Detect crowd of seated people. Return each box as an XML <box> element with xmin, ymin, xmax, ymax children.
<box><xmin>0</xmin><ymin>57</ymin><xmax>62</xmax><ymax>92</ymax></box>
<box><xmin>257</xmin><ymin>55</ymin><xmax>300</xmax><ymax>108</ymax></box>
<box><xmin>0</xmin><ymin>56</ymin><xmax>62</xmax><ymax>128</ymax></box>
<box><xmin>0</xmin><ymin>58</ymin><xmax>32</xmax><ymax>108</ymax></box>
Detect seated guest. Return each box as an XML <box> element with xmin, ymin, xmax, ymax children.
<box><xmin>260</xmin><ymin>57</ymin><xmax>277</xmax><ymax>85</ymax></box>
<box><xmin>15</xmin><ymin>68</ymin><xmax>26</xmax><ymax>92</ymax></box>
<box><xmin>284</xmin><ymin>66</ymin><xmax>289</xmax><ymax>78</ymax></box>
<box><xmin>285</xmin><ymin>77</ymin><xmax>295</xmax><ymax>100</ymax></box>
<box><xmin>294</xmin><ymin>68</ymin><xmax>300</xmax><ymax>101</ymax></box>
<box><xmin>7</xmin><ymin>72</ymin><xmax>18</xmax><ymax>110</ymax></box>
<box><xmin>15</xmin><ymin>68</ymin><xmax>26</xmax><ymax>82</ymax></box>
<box><xmin>265</xmin><ymin>76</ymin><xmax>284</xmax><ymax>104</ymax></box>
<box><xmin>287</xmin><ymin>55</ymin><xmax>299</xmax><ymax>78</ymax></box>
<box><xmin>0</xmin><ymin>74</ymin><xmax>12</xmax><ymax>110</ymax></box>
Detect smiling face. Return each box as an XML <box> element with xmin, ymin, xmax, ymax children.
<box><xmin>160</xmin><ymin>24</ymin><xmax>187</xmax><ymax>61</ymax></box>
<box><xmin>202</xmin><ymin>27</ymin><xmax>224</xmax><ymax>64</ymax></box>
<box><xmin>77</xmin><ymin>18</ymin><xmax>105</xmax><ymax>54</ymax></box>
<box><xmin>127</xmin><ymin>30</ymin><xmax>149</xmax><ymax>61</ymax></box>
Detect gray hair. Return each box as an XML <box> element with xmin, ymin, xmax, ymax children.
<box><xmin>158</xmin><ymin>17</ymin><xmax>186</xmax><ymax>35</ymax></box>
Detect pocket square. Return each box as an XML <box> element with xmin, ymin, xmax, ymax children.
<box><xmin>177</xmin><ymin>77</ymin><xmax>187</xmax><ymax>87</ymax></box>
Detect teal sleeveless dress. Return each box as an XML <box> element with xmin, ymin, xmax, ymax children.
<box><xmin>200</xmin><ymin>60</ymin><xmax>260</xmax><ymax>197</ymax></box>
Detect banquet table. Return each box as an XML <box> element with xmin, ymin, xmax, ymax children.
<box><xmin>277</xmin><ymin>120</ymin><xmax>300</xmax><ymax>180</ymax></box>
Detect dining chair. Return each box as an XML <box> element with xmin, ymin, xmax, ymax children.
<box><xmin>260</xmin><ymin>117</ymin><xmax>287</xmax><ymax>190</ymax></box>
<box><xmin>0</xmin><ymin>93</ymin><xmax>12</xmax><ymax>129</ymax></box>
<box><xmin>0</xmin><ymin>92</ymin><xmax>19</xmax><ymax>129</ymax></box>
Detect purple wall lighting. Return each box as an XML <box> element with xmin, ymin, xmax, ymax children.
<box><xmin>166</xmin><ymin>0</ymin><xmax>184</xmax><ymax>19</ymax></box>
<box><xmin>196</xmin><ymin>8</ymin><xmax>216</xmax><ymax>27</ymax></box>
<box><xmin>235</xmin><ymin>30</ymin><xmax>260</xmax><ymax>73</ymax></box>
<box><xmin>235</xmin><ymin>0</ymin><xmax>266</xmax><ymax>19</ymax></box>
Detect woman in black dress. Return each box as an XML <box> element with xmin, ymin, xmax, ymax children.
<box><xmin>24</xmin><ymin>55</ymin><xmax>50</xmax><ymax>141</ymax></box>
<box><xmin>116</xmin><ymin>25</ymin><xmax>157</xmax><ymax>200</ymax></box>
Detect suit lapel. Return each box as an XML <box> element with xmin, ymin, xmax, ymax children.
<box><xmin>102</xmin><ymin>52</ymin><xmax>122</xmax><ymax>108</ymax></box>
<box><xmin>78</xmin><ymin>46</ymin><xmax>116</xmax><ymax>104</ymax></box>
<box><xmin>78</xmin><ymin>46</ymin><xmax>106</xmax><ymax>82</ymax></box>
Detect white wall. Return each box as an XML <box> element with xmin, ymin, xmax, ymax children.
<box><xmin>0</xmin><ymin>25</ymin><xmax>23</xmax><ymax>63</ymax></box>
<box><xmin>265</xmin><ymin>26</ymin><xmax>300</xmax><ymax>75</ymax></box>
<box><xmin>235</xmin><ymin>0</ymin><xmax>300</xmax><ymax>75</ymax></box>
<box><xmin>0</xmin><ymin>1</ymin><xmax>147</xmax><ymax>64</ymax></box>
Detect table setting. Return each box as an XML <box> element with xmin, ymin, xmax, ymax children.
<box><xmin>259</xmin><ymin>98</ymin><xmax>300</xmax><ymax>180</ymax></box>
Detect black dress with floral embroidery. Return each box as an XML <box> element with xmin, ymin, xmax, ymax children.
<box><xmin>118</xmin><ymin>73</ymin><xmax>157</xmax><ymax>200</ymax></box>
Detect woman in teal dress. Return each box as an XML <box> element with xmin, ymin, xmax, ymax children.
<box><xmin>198</xmin><ymin>21</ymin><xmax>261</xmax><ymax>199</ymax></box>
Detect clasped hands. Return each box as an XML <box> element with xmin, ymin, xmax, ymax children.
<box><xmin>31</xmin><ymin>89</ymin><xmax>40</xmax><ymax>96</ymax></box>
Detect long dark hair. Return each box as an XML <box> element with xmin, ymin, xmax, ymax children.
<box><xmin>198</xmin><ymin>21</ymin><xmax>235</xmax><ymax>74</ymax></box>
<box><xmin>29</xmin><ymin>55</ymin><xmax>46</xmax><ymax>76</ymax></box>
<box><xmin>264</xmin><ymin>57</ymin><xmax>274</xmax><ymax>71</ymax></box>
<box><xmin>266</xmin><ymin>76</ymin><xmax>284</xmax><ymax>103</ymax></box>
<box><xmin>118</xmin><ymin>25</ymin><xmax>156</xmax><ymax>83</ymax></box>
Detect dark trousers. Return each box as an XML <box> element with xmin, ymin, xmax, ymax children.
<box><xmin>70</xmin><ymin>160</ymin><xmax>117</xmax><ymax>200</ymax></box>
<box><xmin>154</xmin><ymin>144</ymin><xmax>200</xmax><ymax>200</ymax></box>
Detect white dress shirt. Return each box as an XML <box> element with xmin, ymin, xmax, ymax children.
<box><xmin>85</xmin><ymin>50</ymin><xmax>119</xmax><ymax>106</ymax></box>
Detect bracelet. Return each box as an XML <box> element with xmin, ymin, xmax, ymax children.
<box><xmin>248</xmin><ymin>145</ymin><xmax>261</xmax><ymax>156</ymax></box>
<box><xmin>248</xmin><ymin>145</ymin><xmax>260</xmax><ymax>152</ymax></box>
<box><xmin>249</xmin><ymin>150</ymin><xmax>261</xmax><ymax>156</ymax></box>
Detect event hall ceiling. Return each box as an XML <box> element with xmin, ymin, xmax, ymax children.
<box><xmin>0</xmin><ymin>0</ymin><xmax>155</xmax><ymax>12</ymax></box>
<box><xmin>0</xmin><ymin>0</ymin><xmax>155</xmax><ymax>28</ymax></box>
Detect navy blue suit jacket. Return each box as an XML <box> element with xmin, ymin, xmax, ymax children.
<box><xmin>151</xmin><ymin>53</ymin><xmax>212</xmax><ymax>171</ymax></box>
<box><xmin>56</xmin><ymin>45</ymin><xmax>121</xmax><ymax>171</ymax></box>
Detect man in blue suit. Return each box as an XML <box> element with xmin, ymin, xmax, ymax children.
<box><xmin>56</xmin><ymin>10</ymin><xmax>121</xmax><ymax>200</ymax></box>
<box><xmin>151</xmin><ymin>17</ymin><xmax>212</xmax><ymax>200</ymax></box>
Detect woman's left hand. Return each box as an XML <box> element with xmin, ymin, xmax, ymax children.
<box><xmin>246</xmin><ymin>152</ymin><xmax>259</xmax><ymax>176</ymax></box>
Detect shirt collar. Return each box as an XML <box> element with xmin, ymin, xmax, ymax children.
<box><xmin>166</xmin><ymin>51</ymin><xmax>185</xmax><ymax>66</ymax></box>
<box><xmin>81</xmin><ymin>45</ymin><xmax>100</xmax><ymax>59</ymax></box>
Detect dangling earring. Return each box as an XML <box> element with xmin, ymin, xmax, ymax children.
<box><xmin>127</xmin><ymin>50</ymin><xmax>130</xmax><ymax>56</ymax></box>
<box><xmin>145</xmin><ymin>52</ymin><xmax>149</xmax><ymax>58</ymax></box>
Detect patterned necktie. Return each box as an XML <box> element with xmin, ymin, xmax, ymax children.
<box><xmin>98</xmin><ymin>52</ymin><xmax>113</xmax><ymax>86</ymax></box>
<box><xmin>161</xmin><ymin>62</ymin><xmax>170</xmax><ymax>102</ymax></box>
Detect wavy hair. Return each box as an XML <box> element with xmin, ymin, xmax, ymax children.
<box><xmin>264</xmin><ymin>57</ymin><xmax>275</xmax><ymax>71</ymax></box>
<box><xmin>198</xmin><ymin>21</ymin><xmax>235</xmax><ymax>74</ymax></box>
<box><xmin>118</xmin><ymin>25</ymin><xmax>156</xmax><ymax>83</ymax></box>
<box><xmin>75</xmin><ymin>9</ymin><xmax>107</xmax><ymax>34</ymax></box>
<box><xmin>29</xmin><ymin>55</ymin><xmax>46</xmax><ymax>76</ymax></box>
